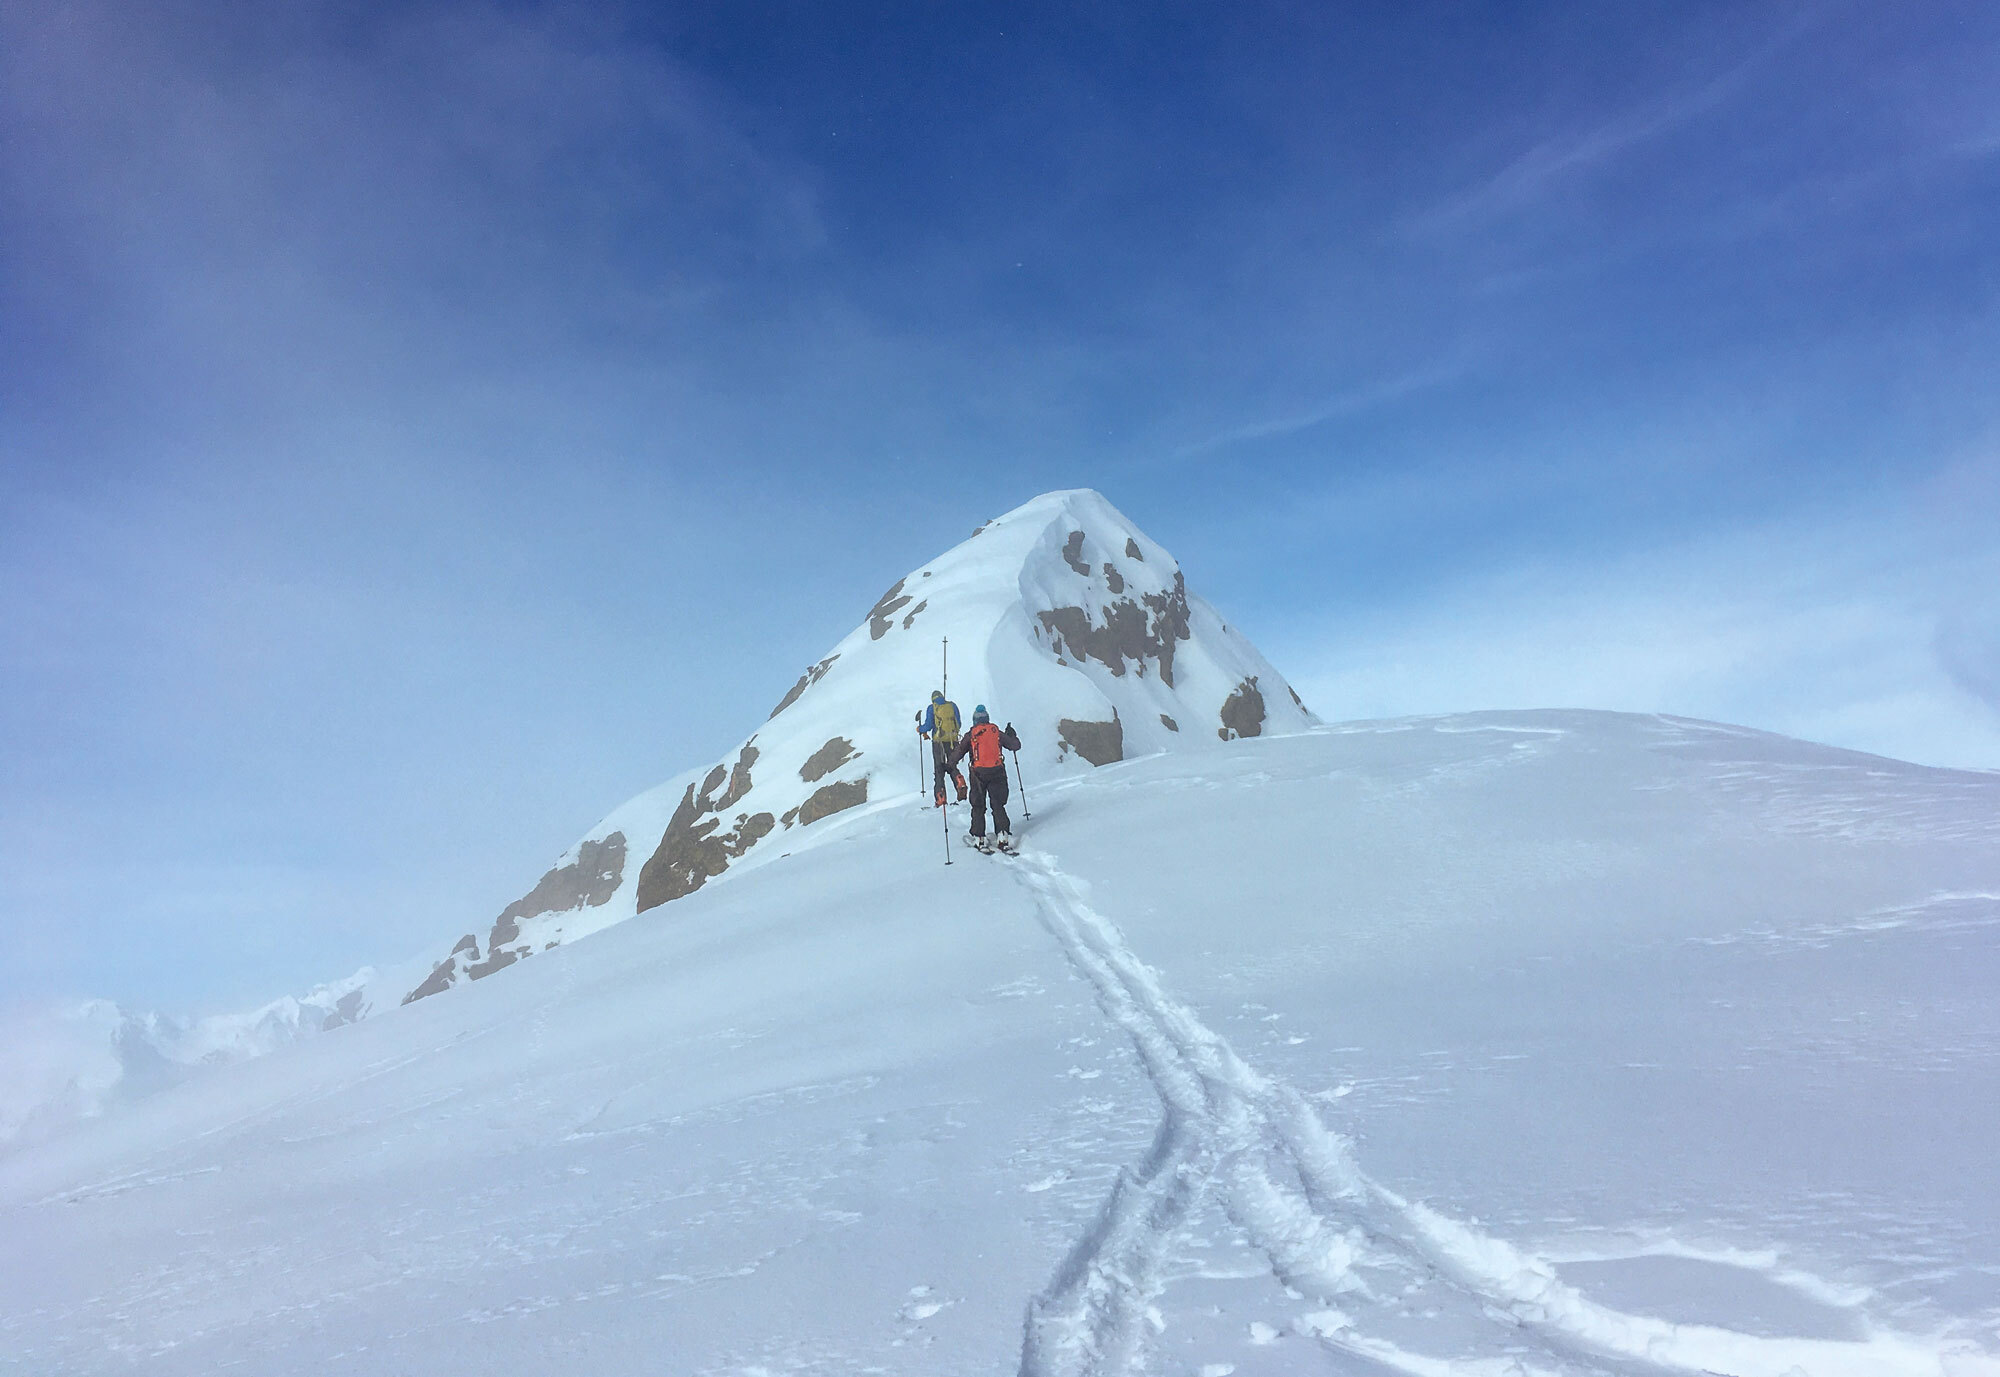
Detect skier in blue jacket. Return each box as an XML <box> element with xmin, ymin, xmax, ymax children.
<box><xmin>917</xmin><ymin>690</ymin><xmax>968</xmax><ymax>807</ymax></box>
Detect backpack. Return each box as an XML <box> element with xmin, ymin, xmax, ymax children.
<box><xmin>932</xmin><ymin>700</ymin><xmax>960</xmax><ymax>743</ymax></box>
<box><xmin>967</xmin><ymin>721</ymin><xmax>1003</xmax><ymax>769</ymax></box>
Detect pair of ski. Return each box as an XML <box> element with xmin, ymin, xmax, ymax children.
<box><xmin>966</xmin><ymin>834</ymin><xmax>1017</xmax><ymax>856</ymax></box>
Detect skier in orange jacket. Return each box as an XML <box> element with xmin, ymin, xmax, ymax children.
<box><xmin>946</xmin><ymin>706</ymin><xmax>1022</xmax><ymax>852</ymax></box>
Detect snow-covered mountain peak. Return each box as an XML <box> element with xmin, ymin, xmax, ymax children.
<box><xmin>403</xmin><ymin>488</ymin><xmax>1314</xmax><ymax>1004</ymax></box>
<box><xmin>778</xmin><ymin>485</ymin><xmax>1310</xmax><ymax>754</ymax></box>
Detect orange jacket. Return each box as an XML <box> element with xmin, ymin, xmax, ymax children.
<box><xmin>950</xmin><ymin>721</ymin><xmax>1020</xmax><ymax>771</ymax></box>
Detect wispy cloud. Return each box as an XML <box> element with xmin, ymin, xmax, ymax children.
<box><xmin>1172</xmin><ymin>359</ymin><xmax>1469</xmax><ymax>459</ymax></box>
<box><xmin>1410</xmin><ymin>32</ymin><xmax>1785</xmax><ymax>236</ymax></box>
<box><xmin>0</xmin><ymin>1</ymin><xmax>829</xmax><ymax>413</ymax></box>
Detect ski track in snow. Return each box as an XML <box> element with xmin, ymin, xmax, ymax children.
<box><xmin>1011</xmin><ymin>849</ymin><xmax>1999</xmax><ymax>1377</ymax></box>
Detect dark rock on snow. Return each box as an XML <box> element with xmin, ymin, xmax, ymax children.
<box><xmin>472</xmin><ymin>833</ymin><xmax>629</xmax><ymax>979</ymax></box>
<box><xmin>770</xmin><ymin>655</ymin><xmax>839</xmax><ymax>719</ymax></box>
<box><xmin>405</xmin><ymin>837</ymin><xmax>629</xmax><ymax>1002</ymax></box>
<box><xmin>800</xmin><ymin>736</ymin><xmax>859</xmax><ymax>783</ymax></box>
<box><xmin>1036</xmin><ymin>571</ymin><xmax>1191</xmax><ymax>688</ymax></box>
<box><xmin>403</xmin><ymin>933</ymin><xmax>482</xmax><ymax>1005</ymax></box>
<box><xmin>868</xmin><ymin>579</ymin><xmax>913</xmax><ymax>640</ymax></box>
<box><xmin>636</xmin><ymin>769</ymin><xmax>777</xmax><ymax>912</ymax></box>
<box><xmin>1058</xmin><ymin>714</ymin><xmax>1124</xmax><ymax>767</ymax></box>
<box><xmin>718</xmin><ymin>744</ymin><xmax>758</xmax><ymax>811</ymax></box>
<box><xmin>796</xmin><ymin>778</ymin><xmax>868</xmax><ymax>826</ymax></box>
<box><xmin>1219</xmin><ymin>676</ymin><xmax>1266</xmax><ymax>741</ymax></box>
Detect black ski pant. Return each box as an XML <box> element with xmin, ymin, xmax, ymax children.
<box><xmin>932</xmin><ymin>739</ymin><xmax>965</xmax><ymax>800</ymax></box>
<box><xmin>968</xmin><ymin>764</ymin><xmax>1010</xmax><ymax>836</ymax></box>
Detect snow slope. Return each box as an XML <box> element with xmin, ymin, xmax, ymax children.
<box><xmin>3</xmin><ymin>711</ymin><xmax>1997</xmax><ymax>1376</ymax></box>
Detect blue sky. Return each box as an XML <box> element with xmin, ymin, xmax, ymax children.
<box><xmin>4</xmin><ymin>1</ymin><xmax>1998</xmax><ymax>1012</ymax></box>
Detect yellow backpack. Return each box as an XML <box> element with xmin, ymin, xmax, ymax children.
<box><xmin>932</xmin><ymin>700</ymin><xmax>960</xmax><ymax>743</ymax></box>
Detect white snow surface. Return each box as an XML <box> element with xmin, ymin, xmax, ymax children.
<box><xmin>4</xmin><ymin>710</ymin><xmax>1999</xmax><ymax>1376</ymax></box>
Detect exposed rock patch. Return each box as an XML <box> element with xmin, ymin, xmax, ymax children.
<box><xmin>901</xmin><ymin>599</ymin><xmax>927</xmax><ymax>630</ymax></box>
<box><xmin>466</xmin><ymin>945</ymin><xmax>519</xmax><ymax>981</ymax></box>
<box><xmin>1140</xmin><ymin>572</ymin><xmax>1193</xmax><ymax>685</ymax></box>
<box><xmin>1160</xmin><ymin>713</ymin><xmax>1179</xmax><ymax>732</ymax></box>
<box><xmin>718</xmin><ymin>745</ymin><xmax>758</xmax><ymax>811</ymax></box>
<box><xmin>1058</xmin><ymin>713</ymin><xmax>1124</xmax><ymax>767</ymax></box>
<box><xmin>404</xmin><ymin>966</ymin><xmax>454</xmax><ymax>1004</ymax></box>
<box><xmin>1102</xmin><ymin>562</ymin><xmax>1125</xmax><ymax>594</ymax></box>
<box><xmin>488</xmin><ymin>834</ymin><xmax>627</xmax><ymax>948</ymax></box>
<box><xmin>1062</xmin><ymin>530</ymin><xmax>1091</xmax><ymax>576</ymax></box>
<box><xmin>404</xmin><ymin>934</ymin><xmax>480</xmax><ymax>1005</ymax></box>
<box><xmin>1036</xmin><ymin>570</ymin><xmax>1192</xmax><ymax>686</ymax></box>
<box><xmin>800</xmin><ymin>736</ymin><xmax>859</xmax><ymax>783</ymax></box>
<box><xmin>1219</xmin><ymin>676</ymin><xmax>1267</xmax><ymax>741</ymax></box>
<box><xmin>796</xmin><ymin>778</ymin><xmax>868</xmax><ymax>825</ymax></box>
<box><xmin>1124</xmin><ymin>537</ymin><xmax>1144</xmax><ymax>561</ymax></box>
<box><xmin>770</xmin><ymin>654</ymin><xmax>838</xmax><ymax>719</ymax></box>
<box><xmin>636</xmin><ymin>768</ymin><xmax>778</xmax><ymax>913</ymax></box>
<box><xmin>467</xmin><ymin>833</ymin><xmax>630</xmax><ymax>980</ymax></box>
<box><xmin>869</xmin><ymin>578</ymin><xmax>914</xmax><ymax>639</ymax></box>
<box><xmin>1038</xmin><ymin>604</ymin><xmax>1148</xmax><ymax>677</ymax></box>
<box><xmin>320</xmin><ymin>989</ymin><xmax>366</xmax><ymax>1030</ymax></box>
<box><xmin>1289</xmin><ymin>685</ymin><xmax>1307</xmax><ymax>711</ymax></box>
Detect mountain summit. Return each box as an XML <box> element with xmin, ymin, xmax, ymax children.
<box><xmin>404</xmin><ymin>489</ymin><xmax>1315</xmax><ymax>1004</ymax></box>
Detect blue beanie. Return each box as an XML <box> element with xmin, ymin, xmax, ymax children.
<box><xmin>973</xmin><ymin>705</ymin><xmax>989</xmax><ymax>722</ymax></box>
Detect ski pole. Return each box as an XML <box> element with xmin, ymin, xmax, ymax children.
<box><xmin>915</xmin><ymin>715</ymin><xmax>926</xmax><ymax>799</ymax></box>
<box><xmin>940</xmin><ymin>768</ymin><xmax>953</xmax><ymax>866</ymax></box>
<box><xmin>1010</xmin><ymin>734</ymin><xmax>1031</xmax><ymax>819</ymax></box>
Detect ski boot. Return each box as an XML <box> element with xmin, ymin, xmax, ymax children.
<box><xmin>994</xmin><ymin>832</ymin><xmax>1016</xmax><ymax>855</ymax></box>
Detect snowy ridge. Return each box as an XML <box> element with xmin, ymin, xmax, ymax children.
<box><xmin>1013</xmin><ymin>850</ymin><xmax>1999</xmax><ymax>1377</ymax></box>
<box><xmin>400</xmin><ymin>488</ymin><xmax>1314</xmax><ymax>1005</ymax></box>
